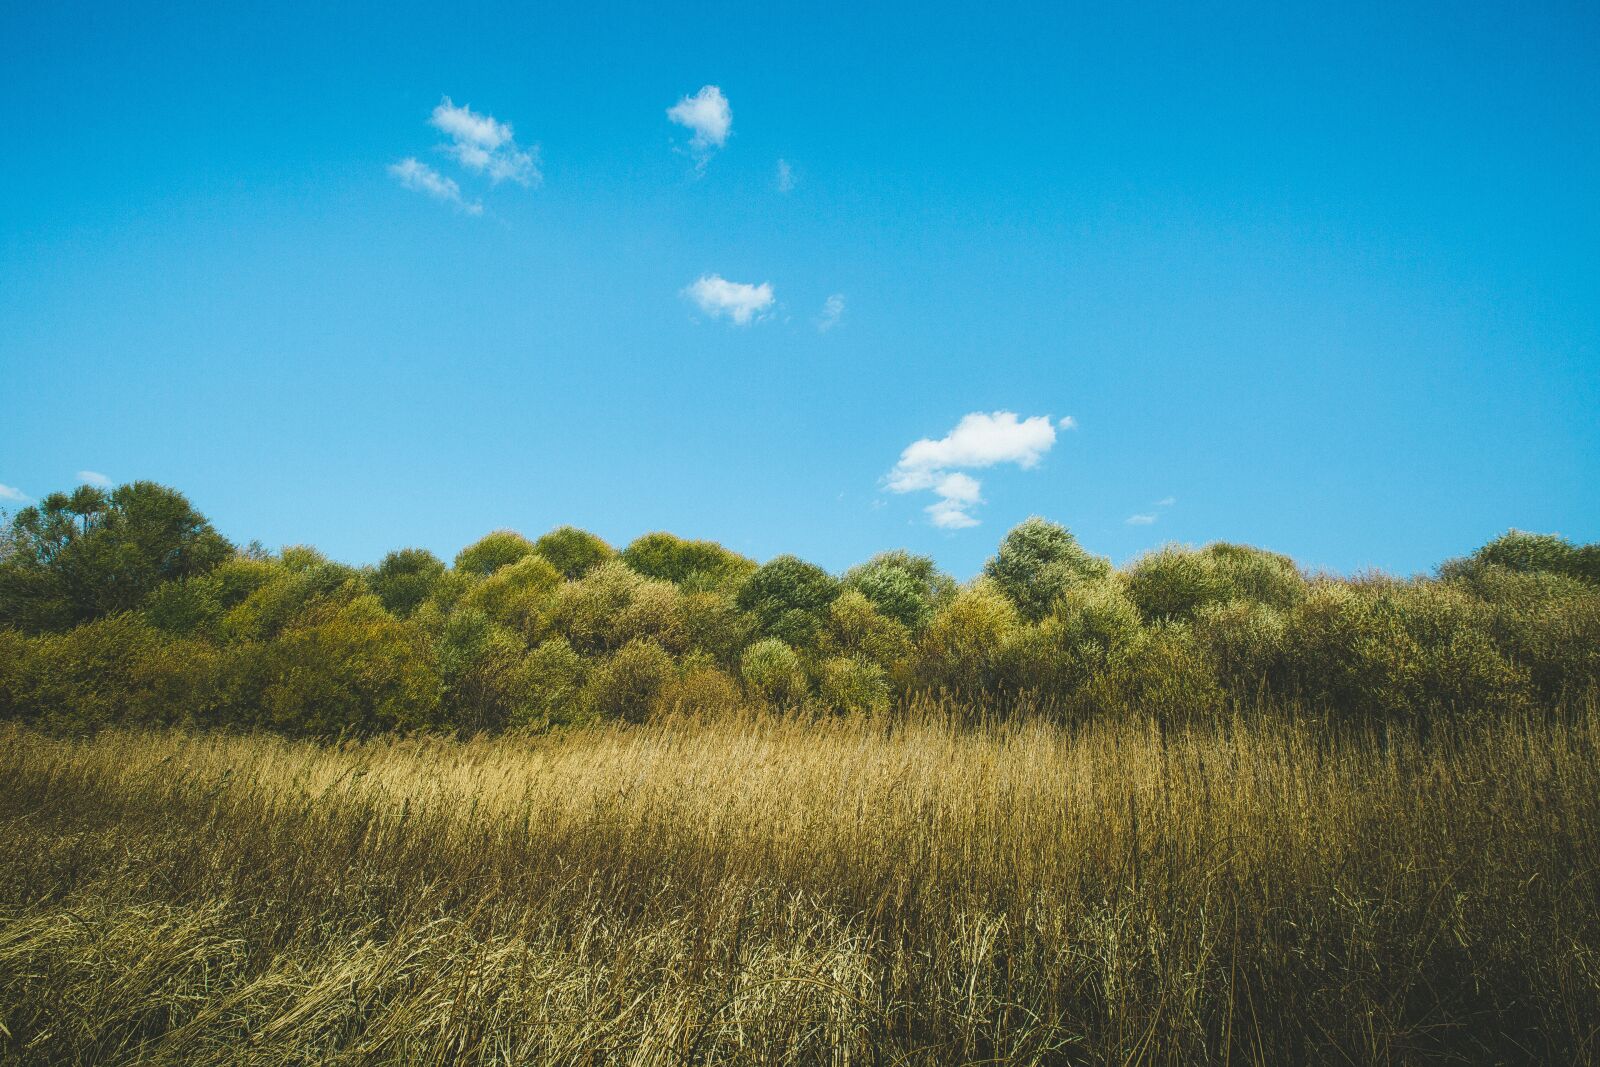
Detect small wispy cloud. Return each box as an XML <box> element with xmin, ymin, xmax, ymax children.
<box><xmin>776</xmin><ymin>158</ymin><xmax>795</xmax><ymax>193</ymax></box>
<box><xmin>887</xmin><ymin>411</ymin><xmax>1064</xmax><ymax>529</ymax></box>
<box><xmin>429</xmin><ymin>98</ymin><xmax>539</xmax><ymax>186</ymax></box>
<box><xmin>77</xmin><ymin>470</ymin><xmax>111</xmax><ymax>488</ymax></box>
<box><xmin>667</xmin><ymin>85</ymin><xmax>732</xmax><ymax>168</ymax></box>
<box><xmin>389</xmin><ymin>157</ymin><xmax>482</xmax><ymax>214</ymax></box>
<box><xmin>1125</xmin><ymin>513</ymin><xmax>1157</xmax><ymax>526</ymax></box>
<box><xmin>1058</xmin><ymin>415</ymin><xmax>1078</xmax><ymax>430</ymax></box>
<box><xmin>817</xmin><ymin>293</ymin><xmax>845</xmax><ymax>332</ymax></box>
<box><xmin>683</xmin><ymin>274</ymin><xmax>774</xmax><ymax>325</ymax></box>
<box><xmin>1156</xmin><ymin>496</ymin><xmax>1176</xmax><ymax>507</ymax></box>
<box><xmin>0</xmin><ymin>483</ymin><xmax>30</xmax><ymax>503</ymax></box>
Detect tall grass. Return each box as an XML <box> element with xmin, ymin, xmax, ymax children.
<box><xmin>3</xmin><ymin>702</ymin><xmax>1598</xmax><ymax>1064</ymax></box>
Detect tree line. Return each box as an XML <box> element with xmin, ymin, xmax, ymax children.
<box><xmin>1</xmin><ymin>481</ymin><xmax>1596</xmax><ymax>735</ymax></box>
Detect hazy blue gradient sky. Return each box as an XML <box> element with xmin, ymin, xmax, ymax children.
<box><xmin>2</xmin><ymin>1</ymin><xmax>1596</xmax><ymax>578</ymax></box>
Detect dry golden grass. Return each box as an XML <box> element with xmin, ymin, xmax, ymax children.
<box><xmin>2</xmin><ymin>703</ymin><xmax>1598</xmax><ymax>1064</ymax></box>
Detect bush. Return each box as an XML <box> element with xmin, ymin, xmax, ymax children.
<box><xmin>824</xmin><ymin>590</ymin><xmax>913</xmax><ymax>670</ymax></box>
<box><xmin>551</xmin><ymin>560</ymin><xmax>683</xmax><ymax>654</ymax></box>
<box><xmin>736</xmin><ymin>556</ymin><xmax>841</xmax><ymax>647</ymax></box>
<box><xmin>457</xmin><ymin>554</ymin><xmax>561</xmax><ymax>639</ymax></box>
<box><xmin>370</xmin><ymin>548</ymin><xmax>447</xmax><ymax>617</ymax></box>
<box><xmin>534</xmin><ymin>527</ymin><xmax>614</xmax><ymax>579</ymax></box>
<box><xmin>678</xmin><ymin>591</ymin><xmax>755</xmax><ymax>669</ymax></box>
<box><xmin>984</xmin><ymin>517</ymin><xmax>1111</xmax><ymax>621</ymax></box>
<box><xmin>1188</xmin><ymin>600</ymin><xmax>1289</xmax><ymax>705</ymax></box>
<box><xmin>658</xmin><ymin>656</ymin><xmax>746</xmax><ymax>715</ymax></box>
<box><xmin>0</xmin><ymin>614</ymin><xmax>220</xmax><ymax>731</ymax></box>
<box><xmin>1281</xmin><ymin>581</ymin><xmax>1530</xmax><ymax>724</ymax></box>
<box><xmin>507</xmin><ymin>638</ymin><xmax>589</xmax><ymax>730</ymax></box>
<box><xmin>912</xmin><ymin>582</ymin><xmax>1022</xmax><ymax>698</ymax></box>
<box><xmin>233</xmin><ymin>596</ymin><xmax>442</xmax><ymax>737</ymax></box>
<box><xmin>819</xmin><ymin>655</ymin><xmax>891</xmax><ymax>715</ymax></box>
<box><xmin>740</xmin><ymin>638</ymin><xmax>808</xmax><ymax>706</ymax></box>
<box><xmin>582</xmin><ymin>638</ymin><xmax>675</xmax><ymax>722</ymax></box>
<box><xmin>0</xmin><ymin>482</ymin><xmax>233</xmax><ymax>633</ymax></box>
<box><xmin>1083</xmin><ymin>624</ymin><xmax>1225</xmax><ymax>726</ymax></box>
<box><xmin>1123</xmin><ymin>547</ymin><xmax>1234</xmax><ymax>622</ymax></box>
<box><xmin>437</xmin><ymin>609</ymin><xmax>535</xmax><ymax>734</ymax></box>
<box><xmin>1441</xmin><ymin>529</ymin><xmax>1600</xmax><ymax>586</ymax></box>
<box><xmin>843</xmin><ymin>551</ymin><xmax>955</xmax><ymax>631</ymax></box>
<box><xmin>454</xmin><ymin>531</ymin><xmax>535</xmax><ymax>578</ymax></box>
<box><xmin>1450</xmin><ymin>566</ymin><xmax>1600</xmax><ymax>705</ymax></box>
<box><xmin>1013</xmin><ymin>580</ymin><xmax>1145</xmax><ymax>698</ymax></box>
<box><xmin>621</xmin><ymin>532</ymin><xmax>756</xmax><ymax>589</ymax></box>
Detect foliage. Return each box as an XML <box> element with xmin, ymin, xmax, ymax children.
<box><xmin>736</xmin><ymin>555</ymin><xmax>840</xmax><ymax>646</ymax></box>
<box><xmin>453</xmin><ymin>531</ymin><xmax>535</xmax><ymax>578</ymax></box>
<box><xmin>983</xmin><ymin>517</ymin><xmax>1111</xmax><ymax>621</ymax></box>
<box><xmin>534</xmin><ymin>526</ymin><xmax>615</xmax><ymax>580</ymax></box>
<box><xmin>370</xmin><ymin>548</ymin><xmax>447</xmax><ymax>617</ymax></box>
<box><xmin>740</xmin><ymin>638</ymin><xmax>807</xmax><ymax>706</ymax></box>
<box><xmin>621</xmin><ymin>532</ymin><xmax>756</xmax><ymax>589</ymax></box>
<box><xmin>0</xmin><ymin>482</ymin><xmax>232</xmax><ymax>633</ymax></box>
<box><xmin>1</xmin><ymin>478</ymin><xmax>1596</xmax><ymax>740</ymax></box>
<box><xmin>842</xmin><ymin>550</ymin><xmax>955</xmax><ymax>631</ymax></box>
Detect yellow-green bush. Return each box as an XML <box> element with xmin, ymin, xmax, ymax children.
<box><xmin>454</xmin><ymin>530</ymin><xmax>536</xmax><ymax>578</ymax></box>
<box><xmin>581</xmin><ymin>638</ymin><xmax>675</xmax><ymax>722</ymax></box>
<box><xmin>819</xmin><ymin>655</ymin><xmax>891</xmax><ymax>715</ymax></box>
<box><xmin>912</xmin><ymin>582</ymin><xmax>1023</xmax><ymax>698</ymax></box>
<box><xmin>740</xmin><ymin>637</ymin><xmax>808</xmax><ymax>706</ymax></box>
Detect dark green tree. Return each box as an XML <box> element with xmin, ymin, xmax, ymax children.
<box><xmin>736</xmin><ymin>555</ymin><xmax>841</xmax><ymax>646</ymax></box>
<box><xmin>0</xmin><ymin>482</ymin><xmax>233</xmax><ymax>633</ymax></box>
<box><xmin>983</xmin><ymin>517</ymin><xmax>1110</xmax><ymax>621</ymax></box>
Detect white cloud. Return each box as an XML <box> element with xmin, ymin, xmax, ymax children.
<box><xmin>0</xmin><ymin>483</ymin><xmax>29</xmax><ymax>503</ymax></box>
<box><xmin>1126</xmin><ymin>513</ymin><xmax>1157</xmax><ymax>525</ymax></box>
<box><xmin>887</xmin><ymin>411</ymin><xmax>1065</xmax><ymax>529</ymax></box>
<box><xmin>1058</xmin><ymin>415</ymin><xmax>1078</xmax><ymax>430</ymax></box>
<box><xmin>1156</xmin><ymin>496</ymin><xmax>1176</xmax><ymax>507</ymax></box>
<box><xmin>429</xmin><ymin>97</ymin><xmax>540</xmax><ymax>186</ymax></box>
<box><xmin>667</xmin><ymin>86</ymin><xmax>732</xmax><ymax>161</ymax></box>
<box><xmin>683</xmin><ymin>274</ymin><xmax>774</xmax><ymax>325</ymax></box>
<box><xmin>77</xmin><ymin>470</ymin><xmax>111</xmax><ymax>488</ymax></box>
<box><xmin>389</xmin><ymin>158</ymin><xmax>482</xmax><ymax>214</ymax></box>
<box><xmin>817</xmin><ymin>293</ymin><xmax>845</xmax><ymax>332</ymax></box>
<box><xmin>776</xmin><ymin>158</ymin><xmax>795</xmax><ymax>192</ymax></box>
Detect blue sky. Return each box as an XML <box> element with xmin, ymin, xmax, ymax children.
<box><xmin>2</xmin><ymin>1</ymin><xmax>1596</xmax><ymax>578</ymax></box>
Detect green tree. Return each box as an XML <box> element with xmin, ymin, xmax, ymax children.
<box><xmin>843</xmin><ymin>550</ymin><xmax>955</xmax><ymax>631</ymax></box>
<box><xmin>736</xmin><ymin>555</ymin><xmax>841</xmax><ymax>647</ymax></box>
<box><xmin>534</xmin><ymin>526</ymin><xmax>615</xmax><ymax>579</ymax></box>
<box><xmin>370</xmin><ymin>548</ymin><xmax>446</xmax><ymax>617</ymax></box>
<box><xmin>0</xmin><ymin>482</ymin><xmax>233</xmax><ymax>633</ymax></box>
<box><xmin>983</xmin><ymin>517</ymin><xmax>1110</xmax><ymax>621</ymax></box>
<box><xmin>454</xmin><ymin>531</ymin><xmax>535</xmax><ymax>578</ymax></box>
<box><xmin>621</xmin><ymin>532</ymin><xmax>757</xmax><ymax>589</ymax></box>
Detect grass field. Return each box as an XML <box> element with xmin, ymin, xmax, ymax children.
<box><xmin>3</xmin><ymin>704</ymin><xmax>1598</xmax><ymax>1065</ymax></box>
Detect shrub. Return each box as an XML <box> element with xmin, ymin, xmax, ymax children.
<box><xmin>984</xmin><ymin>517</ymin><xmax>1111</xmax><ymax>621</ymax></box>
<box><xmin>370</xmin><ymin>548</ymin><xmax>447</xmax><ymax>617</ymax></box>
<box><xmin>453</xmin><ymin>531</ymin><xmax>535</xmax><ymax>578</ymax></box>
<box><xmin>1083</xmin><ymin>624</ymin><xmax>1225</xmax><ymax>726</ymax></box>
<box><xmin>1123</xmin><ymin>547</ymin><xmax>1234</xmax><ymax>622</ymax></box>
<box><xmin>843</xmin><ymin>551</ymin><xmax>956</xmax><ymax>631</ymax></box>
<box><xmin>736</xmin><ymin>556</ymin><xmax>841</xmax><ymax>647</ymax></box>
<box><xmin>220</xmin><ymin>555</ymin><xmax>365</xmax><ymax>642</ymax></box>
<box><xmin>678</xmin><ymin>591</ymin><xmax>755</xmax><ymax>669</ymax></box>
<box><xmin>1450</xmin><ymin>566</ymin><xmax>1600</xmax><ymax>705</ymax></box>
<box><xmin>437</xmin><ymin>609</ymin><xmax>535</xmax><ymax>734</ymax></box>
<box><xmin>657</xmin><ymin>657</ymin><xmax>746</xmax><ymax>715</ymax></box>
<box><xmin>235</xmin><ymin>596</ymin><xmax>442</xmax><ymax>737</ymax></box>
<box><xmin>819</xmin><ymin>655</ymin><xmax>891</xmax><ymax>715</ymax></box>
<box><xmin>457</xmin><ymin>554</ymin><xmax>561</xmax><ymax>639</ymax></box>
<box><xmin>0</xmin><ymin>482</ymin><xmax>233</xmax><ymax>633</ymax></box>
<box><xmin>1281</xmin><ymin>580</ymin><xmax>1530</xmax><ymax>724</ymax></box>
<box><xmin>621</xmin><ymin>532</ymin><xmax>756</xmax><ymax>589</ymax></box>
<box><xmin>824</xmin><ymin>590</ymin><xmax>913</xmax><ymax>669</ymax></box>
<box><xmin>582</xmin><ymin>638</ymin><xmax>675</xmax><ymax>722</ymax></box>
<box><xmin>1014</xmin><ymin>580</ymin><xmax>1145</xmax><ymax>698</ymax></box>
<box><xmin>551</xmin><ymin>560</ymin><xmax>683</xmax><ymax>654</ymax></box>
<box><xmin>507</xmin><ymin>638</ymin><xmax>590</xmax><ymax>730</ymax></box>
<box><xmin>1198</xmin><ymin>543</ymin><xmax>1306</xmax><ymax>609</ymax></box>
<box><xmin>1188</xmin><ymin>600</ymin><xmax>1289</xmax><ymax>705</ymax></box>
<box><xmin>912</xmin><ymin>582</ymin><xmax>1022</xmax><ymax>697</ymax></box>
<box><xmin>534</xmin><ymin>526</ymin><xmax>615</xmax><ymax>579</ymax></box>
<box><xmin>1441</xmin><ymin>529</ymin><xmax>1600</xmax><ymax>586</ymax></box>
<box><xmin>740</xmin><ymin>638</ymin><xmax>808</xmax><ymax>706</ymax></box>
<box><xmin>0</xmin><ymin>614</ymin><xmax>220</xmax><ymax>731</ymax></box>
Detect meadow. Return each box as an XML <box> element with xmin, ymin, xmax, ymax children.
<box><xmin>3</xmin><ymin>482</ymin><xmax>1599</xmax><ymax>1063</ymax></box>
<box><xmin>3</xmin><ymin>705</ymin><xmax>1598</xmax><ymax>1064</ymax></box>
